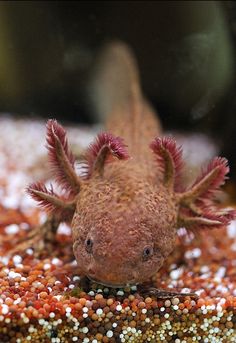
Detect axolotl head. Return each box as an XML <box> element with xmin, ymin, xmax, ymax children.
<box><xmin>28</xmin><ymin>121</ymin><xmax>235</xmax><ymax>287</ymax></box>
<box><xmin>72</xmin><ymin>169</ymin><xmax>178</xmax><ymax>287</ymax></box>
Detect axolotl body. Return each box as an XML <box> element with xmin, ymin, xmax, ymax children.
<box><xmin>28</xmin><ymin>43</ymin><xmax>235</xmax><ymax>288</ymax></box>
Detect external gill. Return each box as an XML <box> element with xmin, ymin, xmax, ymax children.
<box><xmin>13</xmin><ymin>120</ymin><xmax>129</xmax><ymax>256</ymax></box>
<box><xmin>150</xmin><ymin>137</ymin><xmax>236</xmax><ymax>232</ymax></box>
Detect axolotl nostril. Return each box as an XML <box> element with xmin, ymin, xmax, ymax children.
<box><xmin>27</xmin><ymin>42</ymin><xmax>236</xmax><ymax>288</ymax></box>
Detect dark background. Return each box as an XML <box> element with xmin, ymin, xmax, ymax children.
<box><xmin>0</xmin><ymin>1</ymin><xmax>236</xmax><ymax>175</ymax></box>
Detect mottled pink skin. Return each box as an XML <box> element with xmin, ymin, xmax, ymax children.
<box><xmin>28</xmin><ymin>116</ymin><xmax>234</xmax><ymax>288</ymax></box>
<box><xmin>72</xmin><ymin>161</ymin><xmax>178</xmax><ymax>287</ymax></box>
<box><xmin>28</xmin><ymin>43</ymin><xmax>235</xmax><ymax>288</ymax></box>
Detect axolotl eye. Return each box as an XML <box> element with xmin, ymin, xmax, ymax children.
<box><xmin>142</xmin><ymin>246</ymin><xmax>154</xmax><ymax>261</ymax></box>
<box><xmin>85</xmin><ymin>238</ymin><xmax>93</xmax><ymax>253</ymax></box>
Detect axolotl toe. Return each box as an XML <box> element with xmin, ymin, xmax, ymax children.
<box><xmin>28</xmin><ymin>43</ymin><xmax>236</xmax><ymax>288</ymax></box>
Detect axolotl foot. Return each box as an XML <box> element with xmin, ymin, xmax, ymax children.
<box><xmin>137</xmin><ymin>284</ymin><xmax>198</xmax><ymax>300</ymax></box>
<box><xmin>8</xmin><ymin>217</ymin><xmax>59</xmax><ymax>257</ymax></box>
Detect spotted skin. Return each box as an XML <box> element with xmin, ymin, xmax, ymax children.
<box><xmin>28</xmin><ymin>42</ymin><xmax>235</xmax><ymax>288</ymax></box>
<box><xmin>72</xmin><ymin>164</ymin><xmax>177</xmax><ymax>286</ymax></box>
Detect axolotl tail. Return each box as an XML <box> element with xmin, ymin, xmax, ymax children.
<box><xmin>88</xmin><ymin>41</ymin><xmax>161</xmax><ymax>167</ymax></box>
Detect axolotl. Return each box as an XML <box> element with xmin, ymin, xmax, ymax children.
<box><xmin>28</xmin><ymin>42</ymin><xmax>235</xmax><ymax>288</ymax></box>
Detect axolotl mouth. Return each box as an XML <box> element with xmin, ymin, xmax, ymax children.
<box><xmin>87</xmin><ymin>275</ymin><xmax>138</xmax><ymax>289</ymax></box>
